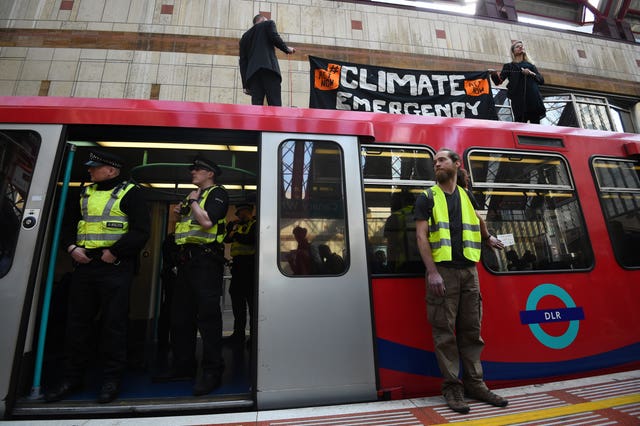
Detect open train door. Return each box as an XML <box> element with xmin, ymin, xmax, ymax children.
<box><xmin>0</xmin><ymin>125</ymin><xmax>64</xmax><ymax>416</ymax></box>
<box><xmin>257</xmin><ymin>133</ymin><xmax>376</xmax><ymax>409</ymax></box>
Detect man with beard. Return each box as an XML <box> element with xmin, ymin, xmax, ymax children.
<box><xmin>414</xmin><ymin>148</ymin><xmax>508</xmax><ymax>414</ymax></box>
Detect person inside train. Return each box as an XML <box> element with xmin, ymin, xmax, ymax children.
<box><xmin>223</xmin><ymin>203</ymin><xmax>257</xmax><ymax>346</ymax></box>
<box><xmin>506</xmin><ymin>249</ymin><xmax>523</xmax><ymax>271</ymax></box>
<box><xmin>490</xmin><ymin>40</ymin><xmax>546</xmax><ymax>124</ymax></box>
<box><xmin>156</xmin><ymin>156</ymin><xmax>228</xmax><ymax>396</ymax></box>
<box><xmin>45</xmin><ymin>150</ymin><xmax>149</xmax><ymax>404</ymax></box>
<box><xmin>383</xmin><ymin>190</ymin><xmax>418</xmax><ymax>273</ymax></box>
<box><xmin>317</xmin><ymin>244</ymin><xmax>346</xmax><ymax>275</ymax></box>
<box><xmin>371</xmin><ymin>249</ymin><xmax>390</xmax><ymax>274</ymax></box>
<box><xmin>415</xmin><ymin>148</ymin><xmax>509</xmax><ymax>414</ymax></box>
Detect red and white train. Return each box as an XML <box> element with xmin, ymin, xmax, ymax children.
<box><xmin>0</xmin><ymin>96</ymin><xmax>638</xmax><ymax>418</ymax></box>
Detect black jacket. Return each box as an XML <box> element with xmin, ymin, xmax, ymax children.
<box><xmin>239</xmin><ymin>20</ymin><xmax>291</xmax><ymax>89</ymax></box>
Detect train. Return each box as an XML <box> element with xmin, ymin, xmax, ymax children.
<box><xmin>0</xmin><ymin>96</ymin><xmax>638</xmax><ymax>418</ymax></box>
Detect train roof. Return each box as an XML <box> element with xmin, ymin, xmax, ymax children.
<box><xmin>1</xmin><ymin>96</ymin><xmax>639</xmax><ymax>147</ymax></box>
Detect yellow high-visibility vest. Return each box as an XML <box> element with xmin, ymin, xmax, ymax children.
<box><xmin>175</xmin><ymin>186</ymin><xmax>226</xmax><ymax>245</ymax></box>
<box><xmin>230</xmin><ymin>218</ymin><xmax>256</xmax><ymax>257</ymax></box>
<box><xmin>426</xmin><ymin>185</ymin><xmax>481</xmax><ymax>262</ymax></box>
<box><xmin>76</xmin><ymin>182</ymin><xmax>134</xmax><ymax>248</ymax></box>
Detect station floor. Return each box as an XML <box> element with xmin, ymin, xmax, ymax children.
<box><xmin>7</xmin><ymin>369</ymin><xmax>639</xmax><ymax>425</ymax></box>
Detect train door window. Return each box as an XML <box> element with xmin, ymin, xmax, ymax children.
<box><xmin>0</xmin><ymin>130</ymin><xmax>40</xmax><ymax>277</ymax></box>
<box><xmin>361</xmin><ymin>145</ymin><xmax>435</xmax><ymax>275</ymax></box>
<box><xmin>278</xmin><ymin>140</ymin><xmax>348</xmax><ymax>276</ymax></box>
<box><xmin>468</xmin><ymin>150</ymin><xmax>593</xmax><ymax>272</ymax></box>
<box><xmin>592</xmin><ymin>157</ymin><xmax>640</xmax><ymax>268</ymax></box>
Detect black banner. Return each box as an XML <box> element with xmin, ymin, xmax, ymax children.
<box><xmin>309</xmin><ymin>56</ymin><xmax>498</xmax><ymax>120</ymax></box>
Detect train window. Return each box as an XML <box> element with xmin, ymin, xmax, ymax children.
<box><xmin>0</xmin><ymin>130</ymin><xmax>40</xmax><ymax>277</ymax></box>
<box><xmin>278</xmin><ymin>140</ymin><xmax>348</xmax><ymax>276</ymax></box>
<box><xmin>469</xmin><ymin>150</ymin><xmax>593</xmax><ymax>272</ymax></box>
<box><xmin>592</xmin><ymin>157</ymin><xmax>640</xmax><ymax>268</ymax></box>
<box><xmin>361</xmin><ymin>145</ymin><xmax>435</xmax><ymax>275</ymax></box>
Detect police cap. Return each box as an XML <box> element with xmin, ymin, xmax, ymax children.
<box><xmin>84</xmin><ymin>150</ymin><xmax>124</xmax><ymax>169</ymax></box>
<box><xmin>189</xmin><ymin>156</ymin><xmax>222</xmax><ymax>176</ymax></box>
<box><xmin>235</xmin><ymin>203</ymin><xmax>253</xmax><ymax>216</ymax></box>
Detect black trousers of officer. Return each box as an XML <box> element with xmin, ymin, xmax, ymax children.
<box><xmin>64</xmin><ymin>259</ymin><xmax>134</xmax><ymax>383</ymax></box>
<box><xmin>249</xmin><ymin>69</ymin><xmax>282</xmax><ymax>106</ymax></box>
<box><xmin>171</xmin><ymin>247</ymin><xmax>224</xmax><ymax>376</ymax></box>
<box><xmin>229</xmin><ymin>255</ymin><xmax>255</xmax><ymax>336</ymax></box>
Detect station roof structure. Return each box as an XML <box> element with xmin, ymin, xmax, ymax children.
<box><xmin>367</xmin><ymin>0</ymin><xmax>640</xmax><ymax>42</ymax></box>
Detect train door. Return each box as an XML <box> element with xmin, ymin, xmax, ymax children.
<box><xmin>0</xmin><ymin>125</ymin><xmax>63</xmax><ymax>416</ymax></box>
<box><xmin>257</xmin><ymin>133</ymin><xmax>377</xmax><ymax>409</ymax></box>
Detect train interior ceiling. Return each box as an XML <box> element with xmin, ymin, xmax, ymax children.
<box><xmin>20</xmin><ymin>125</ymin><xmax>261</xmax><ymax>409</ymax></box>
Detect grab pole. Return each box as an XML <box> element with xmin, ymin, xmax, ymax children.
<box><xmin>30</xmin><ymin>144</ymin><xmax>76</xmax><ymax>398</ymax></box>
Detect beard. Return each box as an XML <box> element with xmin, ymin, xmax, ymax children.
<box><xmin>435</xmin><ymin>168</ymin><xmax>456</xmax><ymax>183</ymax></box>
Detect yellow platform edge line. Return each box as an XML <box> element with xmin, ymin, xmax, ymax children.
<box><xmin>439</xmin><ymin>393</ymin><xmax>640</xmax><ymax>426</ymax></box>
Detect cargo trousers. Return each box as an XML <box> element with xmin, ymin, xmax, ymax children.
<box><xmin>426</xmin><ymin>264</ymin><xmax>488</xmax><ymax>393</ymax></box>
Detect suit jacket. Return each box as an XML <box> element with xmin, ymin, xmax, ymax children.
<box><xmin>239</xmin><ymin>20</ymin><xmax>290</xmax><ymax>89</ymax></box>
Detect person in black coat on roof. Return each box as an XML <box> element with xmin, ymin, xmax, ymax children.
<box><xmin>239</xmin><ymin>14</ymin><xmax>296</xmax><ymax>106</ymax></box>
<box><xmin>490</xmin><ymin>40</ymin><xmax>546</xmax><ymax>124</ymax></box>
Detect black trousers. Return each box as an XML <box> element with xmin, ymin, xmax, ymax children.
<box><xmin>249</xmin><ymin>69</ymin><xmax>282</xmax><ymax>106</ymax></box>
<box><xmin>229</xmin><ymin>255</ymin><xmax>255</xmax><ymax>335</ymax></box>
<box><xmin>171</xmin><ymin>248</ymin><xmax>224</xmax><ymax>375</ymax></box>
<box><xmin>64</xmin><ymin>259</ymin><xmax>134</xmax><ymax>382</ymax></box>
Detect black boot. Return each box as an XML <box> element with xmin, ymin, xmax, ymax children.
<box><xmin>44</xmin><ymin>379</ymin><xmax>83</xmax><ymax>402</ymax></box>
<box><xmin>97</xmin><ymin>380</ymin><xmax>120</xmax><ymax>404</ymax></box>
<box><xmin>193</xmin><ymin>371</ymin><xmax>221</xmax><ymax>396</ymax></box>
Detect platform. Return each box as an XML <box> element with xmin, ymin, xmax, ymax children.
<box><xmin>5</xmin><ymin>370</ymin><xmax>640</xmax><ymax>425</ymax></box>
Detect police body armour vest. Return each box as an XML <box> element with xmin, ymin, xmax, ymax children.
<box><xmin>77</xmin><ymin>182</ymin><xmax>134</xmax><ymax>249</ymax></box>
<box><xmin>175</xmin><ymin>186</ymin><xmax>226</xmax><ymax>245</ymax></box>
<box><xmin>426</xmin><ymin>185</ymin><xmax>481</xmax><ymax>262</ymax></box>
<box><xmin>230</xmin><ymin>218</ymin><xmax>256</xmax><ymax>257</ymax></box>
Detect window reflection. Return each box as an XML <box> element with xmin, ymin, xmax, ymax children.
<box><xmin>362</xmin><ymin>145</ymin><xmax>435</xmax><ymax>275</ymax></box>
<box><xmin>0</xmin><ymin>130</ymin><xmax>41</xmax><ymax>277</ymax></box>
<box><xmin>278</xmin><ymin>140</ymin><xmax>348</xmax><ymax>276</ymax></box>
<box><xmin>469</xmin><ymin>150</ymin><xmax>593</xmax><ymax>272</ymax></box>
<box><xmin>592</xmin><ymin>158</ymin><xmax>640</xmax><ymax>268</ymax></box>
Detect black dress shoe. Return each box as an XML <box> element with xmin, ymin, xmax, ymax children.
<box><xmin>192</xmin><ymin>371</ymin><xmax>221</xmax><ymax>396</ymax></box>
<box><xmin>152</xmin><ymin>366</ymin><xmax>196</xmax><ymax>383</ymax></box>
<box><xmin>97</xmin><ymin>381</ymin><xmax>120</xmax><ymax>404</ymax></box>
<box><xmin>44</xmin><ymin>380</ymin><xmax>82</xmax><ymax>402</ymax></box>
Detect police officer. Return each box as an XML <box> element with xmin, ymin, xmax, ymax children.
<box><xmin>169</xmin><ymin>156</ymin><xmax>228</xmax><ymax>396</ymax></box>
<box><xmin>415</xmin><ymin>148</ymin><xmax>507</xmax><ymax>414</ymax></box>
<box><xmin>223</xmin><ymin>203</ymin><xmax>256</xmax><ymax>346</ymax></box>
<box><xmin>45</xmin><ymin>150</ymin><xmax>149</xmax><ymax>404</ymax></box>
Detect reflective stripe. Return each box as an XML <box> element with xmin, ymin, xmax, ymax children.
<box><xmin>81</xmin><ymin>233</ymin><xmax>123</xmax><ymax>241</ymax></box>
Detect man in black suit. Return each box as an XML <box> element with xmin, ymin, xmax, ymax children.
<box><xmin>239</xmin><ymin>14</ymin><xmax>296</xmax><ymax>106</ymax></box>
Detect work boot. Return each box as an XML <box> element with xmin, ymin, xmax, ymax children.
<box><xmin>44</xmin><ymin>379</ymin><xmax>83</xmax><ymax>402</ymax></box>
<box><xmin>443</xmin><ymin>386</ymin><xmax>470</xmax><ymax>414</ymax></box>
<box><xmin>465</xmin><ymin>387</ymin><xmax>509</xmax><ymax>407</ymax></box>
<box><xmin>97</xmin><ymin>380</ymin><xmax>120</xmax><ymax>404</ymax></box>
<box><xmin>193</xmin><ymin>371</ymin><xmax>221</xmax><ymax>396</ymax></box>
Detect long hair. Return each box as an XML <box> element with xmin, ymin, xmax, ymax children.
<box><xmin>510</xmin><ymin>40</ymin><xmax>535</xmax><ymax>64</ymax></box>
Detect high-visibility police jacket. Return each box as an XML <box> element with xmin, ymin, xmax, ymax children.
<box><xmin>76</xmin><ymin>181</ymin><xmax>135</xmax><ymax>249</ymax></box>
<box><xmin>384</xmin><ymin>205</ymin><xmax>415</xmax><ymax>270</ymax></box>
<box><xmin>230</xmin><ymin>218</ymin><xmax>256</xmax><ymax>257</ymax></box>
<box><xmin>175</xmin><ymin>186</ymin><xmax>226</xmax><ymax>245</ymax></box>
<box><xmin>426</xmin><ymin>185</ymin><xmax>481</xmax><ymax>263</ymax></box>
